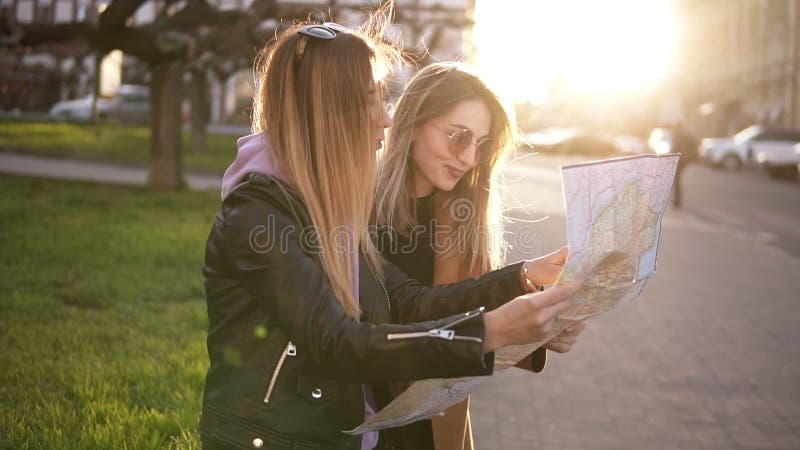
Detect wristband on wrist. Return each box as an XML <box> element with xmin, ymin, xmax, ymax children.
<box><xmin>521</xmin><ymin>260</ymin><xmax>545</xmax><ymax>292</ymax></box>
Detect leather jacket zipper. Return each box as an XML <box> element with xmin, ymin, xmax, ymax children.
<box><xmin>263</xmin><ymin>341</ymin><xmax>296</xmax><ymax>404</ymax></box>
<box><xmin>385</xmin><ymin>307</ymin><xmax>484</xmax><ymax>343</ymax></box>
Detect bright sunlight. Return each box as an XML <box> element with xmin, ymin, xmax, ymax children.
<box><xmin>473</xmin><ymin>0</ymin><xmax>678</xmax><ymax>105</ymax></box>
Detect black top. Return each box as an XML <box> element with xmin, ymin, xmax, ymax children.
<box><xmin>377</xmin><ymin>193</ymin><xmax>439</xmax><ymax>449</ymax></box>
<box><xmin>377</xmin><ymin>194</ymin><xmax>546</xmax><ymax>449</ymax></box>
<box><xmin>379</xmin><ymin>193</ymin><xmax>437</xmax><ymax>286</ymax></box>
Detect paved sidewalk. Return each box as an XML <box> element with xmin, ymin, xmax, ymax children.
<box><xmin>0</xmin><ymin>152</ymin><xmax>221</xmax><ymax>191</ymax></box>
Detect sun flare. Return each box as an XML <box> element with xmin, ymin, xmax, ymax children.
<box><xmin>473</xmin><ymin>0</ymin><xmax>677</xmax><ymax>105</ymax></box>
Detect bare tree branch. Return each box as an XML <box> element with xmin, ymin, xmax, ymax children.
<box><xmin>99</xmin><ymin>0</ymin><xmax>147</xmax><ymax>30</ymax></box>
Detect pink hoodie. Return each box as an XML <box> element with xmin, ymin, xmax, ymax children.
<box><xmin>221</xmin><ymin>132</ymin><xmax>291</xmax><ymax>201</ymax></box>
<box><xmin>220</xmin><ymin>132</ymin><xmax>378</xmax><ymax>449</ymax></box>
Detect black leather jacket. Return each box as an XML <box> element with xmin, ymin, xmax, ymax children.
<box><xmin>200</xmin><ymin>173</ymin><xmax>527</xmax><ymax>449</ymax></box>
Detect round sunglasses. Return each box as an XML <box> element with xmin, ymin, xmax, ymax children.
<box><xmin>429</xmin><ymin>124</ymin><xmax>493</xmax><ymax>164</ymax></box>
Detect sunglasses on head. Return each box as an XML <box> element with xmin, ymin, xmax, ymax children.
<box><xmin>295</xmin><ymin>22</ymin><xmax>350</xmax><ymax>61</ymax></box>
<box><xmin>298</xmin><ymin>22</ymin><xmax>349</xmax><ymax>38</ymax></box>
<box><xmin>430</xmin><ymin>124</ymin><xmax>493</xmax><ymax>164</ymax></box>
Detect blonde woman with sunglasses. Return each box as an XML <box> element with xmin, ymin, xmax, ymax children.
<box><xmin>202</xmin><ymin>7</ymin><xmax>584</xmax><ymax>449</ymax></box>
<box><xmin>375</xmin><ymin>63</ymin><xmax>586</xmax><ymax>450</ymax></box>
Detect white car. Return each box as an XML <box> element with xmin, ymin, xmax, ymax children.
<box><xmin>48</xmin><ymin>85</ymin><xmax>150</xmax><ymax>124</ymax></box>
<box><xmin>757</xmin><ymin>142</ymin><xmax>800</xmax><ymax>179</ymax></box>
<box><xmin>797</xmin><ymin>145</ymin><xmax>800</xmax><ymax>176</ymax></box>
<box><xmin>699</xmin><ymin>125</ymin><xmax>800</xmax><ymax>171</ymax></box>
<box><xmin>48</xmin><ymin>95</ymin><xmax>113</xmax><ymax>122</ymax></box>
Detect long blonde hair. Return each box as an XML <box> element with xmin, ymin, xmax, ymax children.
<box><xmin>375</xmin><ymin>63</ymin><xmax>514</xmax><ymax>277</ymax></box>
<box><xmin>251</xmin><ymin>8</ymin><xmax>402</xmax><ymax>317</ymax></box>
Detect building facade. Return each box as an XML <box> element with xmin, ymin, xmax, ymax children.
<box><xmin>679</xmin><ymin>0</ymin><xmax>800</xmax><ymax>136</ymax></box>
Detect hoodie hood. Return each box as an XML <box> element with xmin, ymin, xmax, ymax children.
<box><xmin>221</xmin><ymin>132</ymin><xmax>293</xmax><ymax>201</ymax></box>
<box><xmin>219</xmin><ymin>130</ymin><xmax>361</xmax><ymax>304</ymax></box>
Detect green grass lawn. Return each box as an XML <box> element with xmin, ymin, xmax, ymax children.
<box><xmin>0</xmin><ymin>118</ymin><xmax>240</xmax><ymax>174</ymax></box>
<box><xmin>0</xmin><ymin>176</ymin><xmax>220</xmax><ymax>449</ymax></box>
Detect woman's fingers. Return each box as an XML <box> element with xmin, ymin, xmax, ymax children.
<box><xmin>531</xmin><ymin>281</ymin><xmax>580</xmax><ymax>323</ymax></box>
<box><xmin>543</xmin><ymin>320</ymin><xmax>587</xmax><ymax>353</ymax></box>
<box><xmin>550</xmin><ymin>335</ymin><xmax>578</xmax><ymax>346</ymax></box>
<box><xmin>545</xmin><ymin>342</ymin><xmax>572</xmax><ymax>353</ymax></box>
<box><xmin>538</xmin><ymin>246</ymin><xmax>569</xmax><ymax>264</ymax></box>
<box><xmin>544</xmin><ymin>333</ymin><xmax>578</xmax><ymax>353</ymax></box>
<box><xmin>529</xmin><ymin>246</ymin><xmax>570</xmax><ymax>286</ymax></box>
<box><xmin>527</xmin><ymin>281</ymin><xmax>581</xmax><ymax>340</ymax></box>
<box><xmin>486</xmin><ymin>280</ymin><xmax>582</xmax><ymax>350</ymax></box>
<box><xmin>550</xmin><ymin>246</ymin><xmax>569</xmax><ymax>265</ymax></box>
<box><xmin>528</xmin><ymin>279</ymin><xmax>581</xmax><ymax>307</ymax></box>
<box><xmin>538</xmin><ymin>297</ymin><xmax>573</xmax><ymax>324</ymax></box>
<box><xmin>560</xmin><ymin>321</ymin><xmax>587</xmax><ymax>336</ymax></box>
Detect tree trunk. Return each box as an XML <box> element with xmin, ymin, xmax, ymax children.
<box><xmin>147</xmin><ymin>62</ymin><xmax>184</xmax><ymax>191</ymax></box>
<box><xmin>189</xmin><ymin>68</ymin><xmax>210</xmax><ymax>153</ymax></box>
<box><xmin>218</xmin><ymin>74</ymin><xmax>229</xmax><ymax>124</ymax></box>
<box><xmin>91</xmin><ymin>52</ymin><xmax>102</xmax><ymax>123</ymax></box>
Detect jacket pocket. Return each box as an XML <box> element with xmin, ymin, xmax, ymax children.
<box><xmin>296</xmin><ymin>375</ymin><xmax>338</xmax><ymax>405</ymax></box>
<box><xmin>263</xmin><ymin>341</ymin><xmax>296</xmax><ymax>404</ymax></box>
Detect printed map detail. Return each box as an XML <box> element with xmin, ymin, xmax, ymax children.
<box><xmin>555</xmin><ymin>154</ymin><xmax>679</xmax><ymax>320</ymax></box>
<box><xmin>345</xmin><ymin>154</ymin><xmax>680</xmax><ymax>435</ymax></box>
<box><xmin>497</xmin><ymin>155</ymin><xmax>679</xmax><ymax>367</ymax></box>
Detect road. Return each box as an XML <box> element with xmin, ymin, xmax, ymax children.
<box><xmin>678</xmin><ymin>165</ymin><xmax>800</xmax><ymax>259</ymax></box>
<box><xmin>469</xmin><ymin>154</ymin><xmax>800</xmax><ymax>449</ymax></box>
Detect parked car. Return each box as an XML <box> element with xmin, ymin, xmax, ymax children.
<box><xmin>48</xmin><ymin>95</ymin><xmax>113</xmax><ymax>122</ymax></box>
<box><xmin>49</xmin><ymin>85</ymin><xmax>150</xmax><ymax>124</ymax></box>
<box><xmin>755</xmin><ymin>141</ymin><xmax>800</xmax><ymax>179</ymax></box>
<box><xmin>522</xmin><ymin>128</ymin><xmax>621</xmax><ymax>157</ymax></box>
<box><xmin>796</xmin><ymin>145</ymin><xmax>800</xmax><ymax>177</ymax></box>
<box><xmin>699</xmin><ymin>125</ymin><xmax>800</xmax><ymax>171</ymax></box>
<box><xmin>109</xmin><ymin>85</ymin><xmax>149</xmax><ymax>124</ymax></box>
